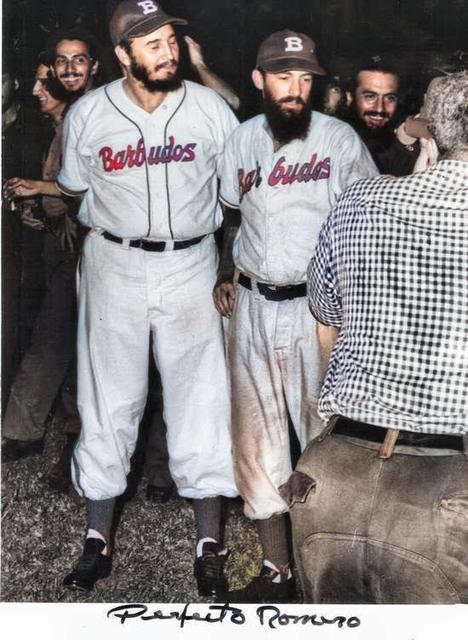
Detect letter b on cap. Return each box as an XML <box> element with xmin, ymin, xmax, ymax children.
<box><xmin>284</xmin><ymin>36</ymin><xmax>303</xmax><ymax>52</ymax></box>
<box><xmin>137</xmin><ymin>1</ymin><xmax>158</xmax><ymax>15</ymax></box>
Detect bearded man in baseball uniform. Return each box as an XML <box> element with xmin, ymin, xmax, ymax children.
<box><xmin>214</xmin><ymin>30</ymin><xmax>378</xmax><ymax>602</ymax></box>
<box><xmin>9</xmin><ymin>0</ymin><xmax>239</xmax><ymax>596</ymax></box>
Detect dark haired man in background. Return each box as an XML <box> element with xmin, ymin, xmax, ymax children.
<box><xmin>2</xmin><ymin>54</ymin><xmax>82</xmax><ymax>481</ymax></box>
<box><xmin>346</xmin><ymin>56</ymin><xmax>424</xmax><ymax>176</ymax></box>
<box><xmin>47</xmin><ymin>26</ymin><xmax>100</xmax><ymax>98</ymax></box>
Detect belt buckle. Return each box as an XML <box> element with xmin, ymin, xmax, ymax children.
<box><xmin>263</xmin><ymin>284</ymin><xmax>278</xmax><ymax>300</ymax></box>
<box><xmin>284</xmin><ymin>285</ymin><xmax>296</xmax><ymax>300</ymax></box>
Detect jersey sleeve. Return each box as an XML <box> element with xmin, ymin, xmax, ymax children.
<box><xmin>56</xmin><ymin>106</ymin><xmax>90</xmax><ymax>196</ymax></box>
<box><xmin>307</xmin><ymin>209</ymin><xmax>342</xmax><ymax>327</ymax></box>
<box><xmin>330</xmin><ymin>127</ymin><xmax>379</xmax><ymax>200</ymax></box>
<box><xmin>219</xmin><ymin>129</ymin><xmax>241</xmax><ymax>209</ymax></box>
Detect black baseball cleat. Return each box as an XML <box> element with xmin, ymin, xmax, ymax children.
<box><xmin>63</xmin><ymin>538</ymin><xmax>112</xmax><ymax>592</ymax></box>
<box><xmin>146</xmin><ymin>483</ymin><xmax>173</xmax><ymax>503</ymax></box>
<box><xmin>194</xmin><ymin>541</ymin><xmax>229</xmax><ymax>599</ymax></box>
<box><xmin>226</xmin><ymin>565</ymin><xmax>297</xmax><ymax>603</ymax></box>
<box><xmin>1</xmin><ymin>437</ymin><xmax>44</xmax><ymax>463</ymax></box>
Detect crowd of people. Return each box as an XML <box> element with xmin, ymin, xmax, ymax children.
<box><xmin>2</xmin><ymin>0</ymin><xmax>467</xmax><ymax>605</ymax></box>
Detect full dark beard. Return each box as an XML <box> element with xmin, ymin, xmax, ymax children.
<box><xmin>264</xmin><ymin>87</ymin><xmax>312</xmax><ymax>145</ymax></box>
<box><xmin>51</xmin><ymin>75</ymin><xmax>76</xmax><ymax>101</ymax></box>
<box><xmin>129</xmin><ymin>55</ymin><xmax>182</xmax><ymax>93</ymax></box>
<box><xmin>346</xmin><ymin>103</ymin><xmax>398</xmax><ymax>153</ymax></box>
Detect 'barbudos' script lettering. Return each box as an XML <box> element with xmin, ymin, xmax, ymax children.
<box><xmin>238</xmin><ymin>154</ymin><xmax>331</xmax><ymax>201</ymax></box>
<box><xmin>99</xmin><ymin>136</ymin><xmax>197</xmax><ymax>172</ymax></box>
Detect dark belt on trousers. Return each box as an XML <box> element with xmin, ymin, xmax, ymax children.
<box><xmin>102</xmin><ymin>230</ymin><xmax>206</xmax><ymax>252</ymax></box>
<box><xmin>332</xmin><ymin>416</ymin><xmax>464</xmax><ymax>452</ymax></box>
<box><xmin>238</xmin><ymin>272</ymin><xmax>307</xmax><ymax>301</ymax></box>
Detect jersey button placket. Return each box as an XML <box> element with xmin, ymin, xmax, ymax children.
<box><xmin>263</xmin><ymin>137</ymin><xmax>277</xmax><ymax>282</ymax></box>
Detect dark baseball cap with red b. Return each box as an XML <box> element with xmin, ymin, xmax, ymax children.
<box><xmin>110</xmin><ymin>0</ymin><xmax>188</xmax><ymax>46</ymax></box>
<box><xmin>256</xmin><ymin>29</ymin><xmax>326</xmax><ymax>75</ymax></box>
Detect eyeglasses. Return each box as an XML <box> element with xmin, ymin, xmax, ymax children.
<box><xmin>54</xmin><ymin>54</ymin><xmax>93</xmax><ymax>68</ymax></box>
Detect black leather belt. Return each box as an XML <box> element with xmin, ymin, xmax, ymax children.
<box><xmin>238</xmin><ymin>272</ymin><xmax>307</xmax><ymax>301</ymax></box>
<box><xmin>102</xmin><ymin>231</ymin><xmax>205</xmax><ymax>252</ymax></box>
<box><xmin>332</xmin><ymin>416</ymin><xmax>464</xmax><ymax>451</ymax></box>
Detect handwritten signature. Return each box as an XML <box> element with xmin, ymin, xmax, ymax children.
<box><xmin>107</xmin><ymin>603</ymin><xmax>361</xmax><ymax>630</ymax></box>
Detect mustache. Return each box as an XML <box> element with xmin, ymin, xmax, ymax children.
<box><xmin>155</xmin><ymin>60</ymin><xmax>177</xmax><ymax>72</ymax></box>
<box><xmin>364</xmin><ymin>110</ymin><xmax>390</xmax><ymax>119</ymax></box>
<box><xmin>280</xmin><ymin>96</ymin><xmax>306</xmax><ymax>106</ymax></box>
<box><xmin>59</xmin><ymin>73</ymin><xmax>84</xmax><ymax>79</ymax></box>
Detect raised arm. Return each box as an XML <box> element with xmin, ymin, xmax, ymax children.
<box><xmin>185</xmin><ymin>36</ymin><xmax>240</xmax><ymax>112</ymax></box>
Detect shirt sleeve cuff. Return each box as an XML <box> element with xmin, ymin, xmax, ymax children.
<box><xmin>56</xmin><ymin>179</ymin><xmax>88</xmax><ymax>197</ymax></box>
<box><xmin>219</xmin><ymin>194</ymin><xmax>240</xmax><ymax>209</ymax></box>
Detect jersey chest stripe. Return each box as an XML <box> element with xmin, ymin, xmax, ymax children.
<box><xmin>104</xmin><ymin>86</ymin><xmax>152</xmax><ymax>237</ymax></box>
<box><xmin>163</xmin><ymin>82</ymin><xmax>187</xmax><ymax>240</ymax></box>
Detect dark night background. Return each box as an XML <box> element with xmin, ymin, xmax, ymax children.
<box><xmin>3</xmin><ymin>0</ymin><xmax>468</xmax><ymax>118</ymax></box>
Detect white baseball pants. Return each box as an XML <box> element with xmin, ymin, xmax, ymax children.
<box><xmin>228</xmin><ymin>284</ymin><xmax>325</xmax><ymax>520</ymax></box>
<box><xmin>72</xmin><ymin>230</ymin><xmax>237</xmax><ymax>501</ymax></box>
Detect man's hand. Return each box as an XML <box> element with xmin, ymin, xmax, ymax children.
<box><xmin>3</xmin><ymin>177</ymin><xmax>60</xmax><ymax>199</ymax></box>
<box><xmin>55</xmin><ymin>215</ymin><xmax>78</xmax><ymax>252</ymax></box>
<box><xmin>213</xmin><ymin>281</ymin><xmax>236</xmax><ymax>318</ymax></box>
<box><xmin>4</xmin><ymin>177</ymin><xmax>42</xmax><ymax>199</ymax></box>
<box><xmin>184</xmin><ymin>36</ymin><xmax>206</xmax><ymax>70</ymax></box>
<box><xmin>412</xmin><ymin>137</ymin><xmax>439</xmax><ymax>173</ymax></box>
<box><xmin>20</xmin><ymin>202</ymin><xmax>45</xmax><ymax>231</ymax></box>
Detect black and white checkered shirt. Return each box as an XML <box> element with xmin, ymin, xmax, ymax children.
<box><xmin>308</xmin><ymin>160</ymin><xmax>468</xmax><ymax>434</ymax></box>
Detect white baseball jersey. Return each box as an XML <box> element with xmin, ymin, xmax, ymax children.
<box><xmin>220</xmin><ymin>111</ymin><xmax>378</xmax><ymax>285</ymax></box>
<box><xmin>58</xmin><ymin>79</ymin><xmax>239</xmax><ymax>240</ymax></box>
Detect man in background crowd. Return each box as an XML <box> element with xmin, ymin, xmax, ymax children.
<box><xmin>344</xmin><ymin>55</ymin><xmax>423</xmax><ymax>175</ymax></box>
<box><xmin>1</xmin><ymin>54</ymin><xmax>82</xmax><ymax>496</ymax></box>
<box><xmin>2</xmin><ymin>58</ymin><xmax>45</xmax><ymax>413</ymax></box>
<box><xmin>47</xmin><ymin>26</ymin><xmax>101</xmax><ymax>99</ymax></box>
<box><xmin>1</xmin><ymin>28</ymin><xmax>102</xmax><ymax>491</ymax></box>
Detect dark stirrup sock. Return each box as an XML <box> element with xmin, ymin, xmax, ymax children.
<box><xmin>192</xmin><ymin>496</ymin><xmax>222</xmax><ymax>548</ymax></box>
<box><xmin>256</xmin><ymin>513</ymin><xmax>290</xmax><ymax>578</ymax></box>
<box><xmin>86</xmin><ymin>497</ymin><xmax>116</xmax><ymax>546</ymax></box>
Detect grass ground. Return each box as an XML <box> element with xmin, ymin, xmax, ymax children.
<box><xmin>1</xmin><ymin>417</ymin><xmax>262</xmax><ymax>603</ymax></box>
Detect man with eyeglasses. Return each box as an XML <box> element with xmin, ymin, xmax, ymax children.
<box><xmin>1</xmin><ymin>53</ymin><xmax>82</xmax><ymax>483</ymax></box>
<box><xmin>46</xmin><ymin>27</ymin><xmax>100</xmax><ymax>99</ymax></box>
<box><xmin>1</xmin><ymin>30</ymin><xmax>100</xmax><ymax>486</ymax></box>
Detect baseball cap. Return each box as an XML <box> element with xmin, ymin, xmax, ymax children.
<box><xmin>256</xmin><ymin>29</ymin><xmax>325</xmax><ymax>76</ymax></box>
<box><xmin>110</xmin><ymin>0</ymin><xmax>188</xmax><ymax>46</ymax></box>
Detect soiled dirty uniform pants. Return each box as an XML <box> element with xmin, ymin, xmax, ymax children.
<box><xmin>72</xmin><ymin>231</ymin><xmax>237</xmax><ymax>501</ymax></box>
<box><xmin>228</xmin><ymin>284</ymin><xmax>324</xmax><ymax>520</ymax></box>
<box><xmin>286</xmin><ymin>417</ymin><xmax>468</xmax><ymax>604</ymax></box>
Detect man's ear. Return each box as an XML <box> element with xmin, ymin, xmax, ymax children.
<box><xmin>252</xmin><ymin>68</ymin><xmax>265</xmax><ymax>91</ymax></box>
<box><xmin>90</xmin><ymin>60</ymin><xmax>100</xmax><ymax>77</ymax></box>
<box><xmin>114</xmin><ymin>45</ymin><xmax>130</xmax><ymax>68</ymax></box>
